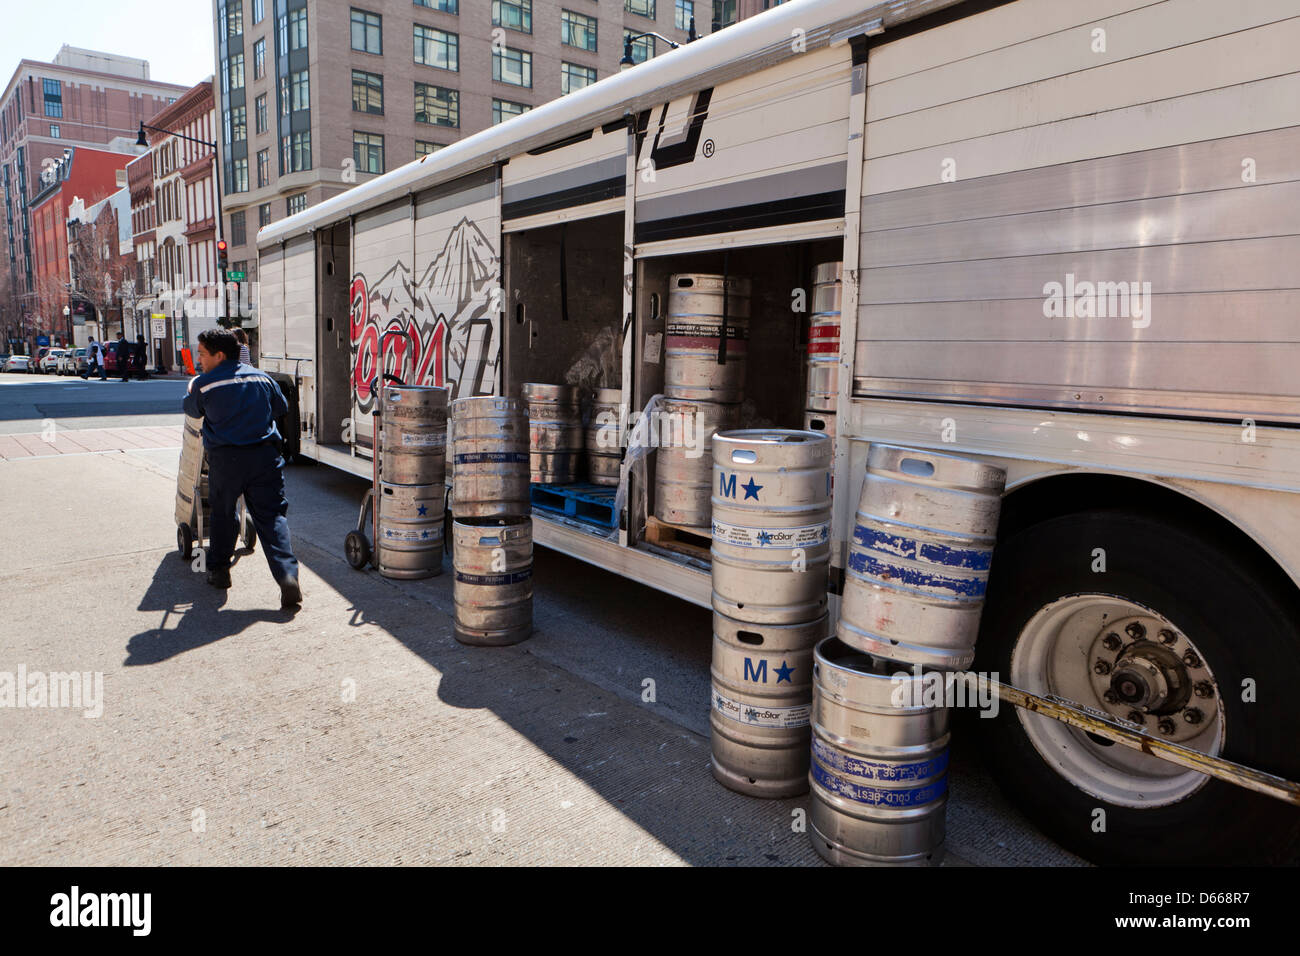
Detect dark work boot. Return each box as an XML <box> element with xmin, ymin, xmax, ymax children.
<box><xmin>278</xmin><ymin>577</ymin><xmax>302</xmax><ymax>608</ymax></box>
<box><xmin>207</xmin><ymin>568</ymin><xmax>232</xmax><ymax>589</ymax></box>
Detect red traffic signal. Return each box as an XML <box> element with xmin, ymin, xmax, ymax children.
<box><xmin>217</xmin><ymin>238</ymin><xmax>229</xmax><ymax>270</ymax></box>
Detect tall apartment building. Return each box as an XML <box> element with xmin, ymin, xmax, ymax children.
<box><xmin>0</xmin><ymin>47</ymin><xmax>188</xmax><ymax>328</ymax></box>
<box><xmin>213</xmin><ymin>0</ymin><xmax>699</xmax><ymax>285</ymax></box>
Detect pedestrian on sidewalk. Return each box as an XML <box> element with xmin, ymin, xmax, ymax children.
<box><xmin>84</xmin><ymin>337</ymin><xmax>107</xmax><ymax>380</ymax></box>
<box><xmin>116</xmin><ymin>332</ymin><xmax>131</xmax><ymax>382</ymax></box>
<box><xmin>234</xmin><ymin>327</ymin><xmax>252</xmax><ymax>366</ymax></box>
<box><xmin>135</xmin><ymin>335</ymin><xmax>149</xmax><ymax>379</ymax></box>
<box><xmin>182</xmin><ymin>328</ymin><xmax>302</xmax><ymax>608</ymax></box>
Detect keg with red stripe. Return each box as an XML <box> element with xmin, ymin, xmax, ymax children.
<box><xmin>805</xmin><ymin>261</ymin><xmax>842</xmax><ymax>413</ymax></box>
<box><xmin>664</xmin><ymin>273</ymin><xmax>751</xmax><ymax>404</ymax></box>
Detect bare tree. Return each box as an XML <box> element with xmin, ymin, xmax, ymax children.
<box><xmin>68</xmin><ymin>205</ymin><xmax>132</xmax><ymax>340</ymax></box>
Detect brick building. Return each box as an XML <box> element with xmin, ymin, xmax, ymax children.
<box><xmin>0</xmin><ymin>47</ymin><xmax>188</xmax><ymax>342</ymax></box>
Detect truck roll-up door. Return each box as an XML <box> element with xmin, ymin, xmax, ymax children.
<box><xmin>502</xmin><ymin>123</ymin><xmax>625</xmax><ymax>229</ymax></box>
<box><xmin>258</xmin><ymin>243</ymin><xmax>285</xmax><ymax>360</ymax></box>
<box><xmin>283</xmin><ymin>234</ymin><xmax>315</xmax><ymax>361</ymax></box>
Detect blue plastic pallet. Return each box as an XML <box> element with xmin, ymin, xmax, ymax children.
<box><xmin>530</xmin><ymin>482</ymin><xmax>618</xmax><ymax>530</ymax></box>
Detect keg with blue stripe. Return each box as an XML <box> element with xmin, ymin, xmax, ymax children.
<box><xmin>381</xmin><ymin>385</ymin><xmax>448</xmax><ymax>486</ymax></box>
<box><xmin>523</xmin><ymin>383</ymin><xmax>582</xmax><ymax>484</ymax></box>
<box><xmin>841</xmin><ymin>445</ymin><xmax>1006</xmax><ymax>670</ymax></box>
<box><xmin>710</xmin><ymin>611</ymin><xmax>826</xmax><ymax>798</ymax></box>
<box><xmin>810</xmin><ymin>637</ymin><xmax>950</xmax><ymax>866</ymax></box>
<box><xmin>452</xmin><ymin>516</ymin><xmax>533</xmax><ymax>646</ymax></box>
<box><xmin>377</xmin><ymin>482</ymin><xmax>445</xmax><ymax>580</ymax></box>
<box><xmin>711</xmin><ymin>430</ymin><xmax>832</xmax><ymax>624</ymax></box>
<box><xmin>450</xmin><ymin>396</ymin><xmax>530</xmax><ymax>517</ymax></box>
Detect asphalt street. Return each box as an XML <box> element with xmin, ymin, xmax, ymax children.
<box><xmin>0</xmin><ymin>373</ymin><xmax>1081</xmax><ymax>865</ymax></box>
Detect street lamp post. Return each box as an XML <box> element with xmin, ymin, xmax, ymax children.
<box><xmin>136</xmin><ymin>120</ymin><xmax>225</xmax><ymax>368</ymax></box>
<box><xmin>619</xmin><ymin>21</ymin><xmax>695</xmax><ymax>70</ymax></box>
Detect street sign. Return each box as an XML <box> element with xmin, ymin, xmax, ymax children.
<box><xmin>227</xmin><ymin>270</ymin><xmax>246</xmax><ymax>281</ymax></box>
<box><xmin>150</xmin><ymin>317</ymin><xmax>166</xmax><ymax>338</ymax></box>
<box><xmin>37</xmin><ymin>335</ymin><xmax>49</xmax><ymax>346</ymax></box>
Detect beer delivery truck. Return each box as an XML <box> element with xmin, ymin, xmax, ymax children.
<box><xmin>252</xmin><ymin>0</ymin><xmax>1300</xmax><ymax>863</ymax></box>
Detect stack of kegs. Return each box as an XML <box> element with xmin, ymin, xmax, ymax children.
<box><xmin>709</xmin><ymin>430</ymin><xmax>832</xmax><ymax>798</ymax></box>
<box><xmin>658</xmin><ymin>273</ymin><xmax>749</xmax><ymax>530</ymax></box>
<box><xmin>449</xmin><ymin>396</ymin><xmax>534</xmax><ymax>646</ymax></box>
<box><xmin>585</xmin><ymin>387</ymin><xmax>623</xmax><ymax>487</ymax></box>
<box><xmin>803</xmin><ymin>261</ymin><xmax>841</xmax><ymax>458</ymax></box>
<box><xmin>376</xmin><ymin>385</ymin><xmax>448</xmax><ymax>580</ymax></box>
<box><xmin>523</xmin><ymin>383</ymin><xmax>582</xmax><ymax>484</ymax></box>
<box><xmin>810</xmin><ymin>444</ymin><xmax>1006</xmax><ymax>865</ymax></box>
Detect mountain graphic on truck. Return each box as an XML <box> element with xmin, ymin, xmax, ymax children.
<box><xmin>350</xmin><ymin>216</ymin><xmax>499</xmax><ymax>410</ymax></box>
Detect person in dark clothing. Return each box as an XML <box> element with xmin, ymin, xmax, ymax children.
<box><xmin>116</xmin><ymin>332</ymin><xmax>131</xmax><ymax>381</ymax></box>
<box><xmin>182</xmin><ymin>328</ymin><xmax>301</xmax><ymax>607</ymax></box>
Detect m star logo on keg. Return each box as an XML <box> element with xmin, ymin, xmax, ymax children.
<box><xmin>757</xmin><ymin>530</ymin><xmax>773</xmax><ymax>546</ymax></box>
<box><xmin>417</xmin><ymin>504</ymin><xmax>428</xmax><ymax>516</ymax></box>
<box><xmin>741</xmin><ymin>478</ymin><xmax>762</xmax><ymax>501</ymax></box>
<box><xmin>774</xmin><ymin>661</ymin><xmax>794</xmax><ymax>684</ymax></box>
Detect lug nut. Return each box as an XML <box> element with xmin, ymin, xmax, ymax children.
<box><xmin>1125</xmin><ymin>622</ymin><xmax>1147</xmax><ymax>640</ymax></box>
<box><xmin>1182</xmin><ymin>650</ymin><xmax>1202</xmax><ymax>668</ymax></box>
<box><xmin>1126</xmin><ymin>711</ymin><xmax>1145</xmax><ymax>724</ymax></box>
<box><xmin>1194</xmin><ymin>681</ymin><xmax>1214</xmax><ymax>699</ymax></box>
<box><xmin>1102</xmin><ymin>632</ymin><xmax>1122</xmax><ymax>651</ymax></box>
<box><xmin>1184</xmin><ymin>708</ymin><xmax>1203</xmax><ymax>725</ymax></box>
<box><xmin>1093</xmin><ymin>660</ymin><xmax>1111</xmax><ymax>675</ymax></box>
<box><xmin>1158</xmin><ymin>628</ymin><xmax>1177</xmax><ymax>645</ymax></box>
<box><xmin>1158</xmin><ymin>718</ymin><xmax>1176</xmax><ymax>736</ymax></box>
<box><xmin>1103</xmin><ymin>690</ymin><xmax>1119</xmax><ymax>704</ymax></box>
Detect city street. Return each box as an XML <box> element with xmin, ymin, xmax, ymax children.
<box><xmin>0</xmin><ymin>375</ymin><xmax>1080</xmax><ymax>866</ymax></box>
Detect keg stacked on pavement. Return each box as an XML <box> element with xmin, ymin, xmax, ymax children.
<box><xmin>450</xmin><ymin>395</ymin><xmax>534</xmax><ymax>646</ymax></box>
<box><xmin>523</xmin><ymin>383</ymin><xmax>582</xmax><ymax>485</ymax></box>
<box><xmin>709</xmin><ymin>430</ymin><xmax>832</xmax><ymax>798</ymax></box>
<box><xmin>585</xmin><ymin>387</ymin><xmax>623</xmax><ymax>487</ymax></box>
<box><xmin>376</xmin><ymin>385</ymin><xmax>448</xmax><ymax>580</ymax></box>
<box><xmin>803</xmin><ymin>261</ymin><xmax>842</xmax><ymax>459</ymax></box>
<box><xmin>657</xmin><ymin>273</ymin><xmax>749</xmax><ymax>530</ymax></box>
<box><xmin>810</xmin><ymin>444</ymin><xmax>1006</xmax><ymax>865</ymax></box>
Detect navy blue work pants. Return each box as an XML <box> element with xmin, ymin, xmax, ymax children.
<box><xmin>207</xmin><ymin>442</ymin><xmax>299</xmax><ymax>583</ymax></box>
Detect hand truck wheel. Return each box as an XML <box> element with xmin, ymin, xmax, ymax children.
<box><xmin>344</xmin><ymin>530</ymin><xmax>371</xmax><ymax>570</ymax></box>
<box><xmin>177</xmin><ymin>523</ymin><xmax>195</xmax><ymax>561</ymax></box>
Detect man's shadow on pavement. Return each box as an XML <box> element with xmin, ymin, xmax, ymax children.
<box><xmin>124</xmin><ymin>548</ymin><xmax>294</xmax><ymax>666</ymax></box>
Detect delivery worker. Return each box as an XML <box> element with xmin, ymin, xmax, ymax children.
<box><xmin>182</xmin><ymin>328</ymin><xmax>302</xmax><ymax>607</ymax></box>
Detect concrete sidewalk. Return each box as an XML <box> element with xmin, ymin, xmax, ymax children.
<box><xmin>0</xmin><ymin>446</ymin><xmax>1082</xmax><ymax>866</ymax></box>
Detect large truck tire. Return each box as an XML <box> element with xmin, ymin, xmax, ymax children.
<box><xmin>974</xmin><ymin>507</ymin><xmax>1300</xmax><ymax>865</ymax></box>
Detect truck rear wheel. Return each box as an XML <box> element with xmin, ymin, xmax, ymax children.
<box><xmin>974</xmin><ymin>507</ymin><xmax>1300</xmax><ymax>864</ymax></box>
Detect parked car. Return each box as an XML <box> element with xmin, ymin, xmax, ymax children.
<box><xmin>58</xmin><ymin>349</ymin><xmax>86</xmax><ymax>375</ymax></box>
<box><xmin>2</xmin><ymin>354</ymin><xmax>32</xmax><ymax>373</ymax></box>
<box><xmin>39</xmin><ymin>348</ymin><xmax>67</xmax><ymax>374</ymax></box>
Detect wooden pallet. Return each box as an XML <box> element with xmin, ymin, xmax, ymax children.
<box><xmin>644</xmin><ymin>515</ymin><xmax>712</xmax><ymax>561</ymax></box>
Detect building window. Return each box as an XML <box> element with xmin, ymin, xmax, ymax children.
<box><xmin>252</xmin><ymin>0</ymin><xmax>264</xmax><ymax>24</ymax></box>
<box><xmin>493</xmin><ymin>0</ymin><xmax>532</xmax><ymax>33</ymax></box>
<box><xmin>230</xmin><ymin>52</ymin><xmax>245</xmax><ymax>90</ymax></box>
<box><xmin>279</xmin><ymin>76</ymin><xmax>289</xmax><ymax>116</ymax></box>
<box><xmin>351</xmin><ymin>9</ymin><xmax>382</xmax><ymax>54</ymax></box>
<box><xmin>561</xmin><ymin>10</ymin><xmax>597</xmax><ymax>51</ymax></box>
<box><xmin>287</xmin><ymin>193</ymin><xmax>307</xmax><ymax>215</ymax></box>
<box><xmin>414</xmin><ymin>0</ymin><xmax>457</xmax><ymax>10</ymax></box>
<box><xmin>351</xmin><ymin>70</ymin><xmax>384</xmax><ymax>114</ymax></box>
<box><xmin>712</xmin><ymin>0</ymin><xmax>736</xmax><ymax>30</ymax></box>
<box><xmin>414</xmin><ymin>82</ymin><xmax>458</xmax><ymax>127</ymax></box>
<box><xmin>289</xmin><ymin>7</ymin><xmax>308</xmax><ymax>49</ymax></box>
<box><xmin>253</xmin><ymin>38</ymin><xmax>266</xmax><ymax>79</ymax></box>
<box><xmin>227</xmin><ymin>0</ymin><xmax>244</xmax><ymax>37</ymax></box>
<box><xmin>233</xmin><ymin>157</ymin><xmax>249</xmax><ymax>191</ymax></box>
<box><xmin>415</xmin><ymin>140</ymin><xmax>443</xmax><ymax>158</ymax></box>
<box><xmin>492</xmin><ymin>98</ymin><xmax>531</xmax><ymax>125</ymax></box>
<box><xmin>626</xmin><ymin>0</ymin><xmax>655</xmax><ymax>18</ymax></box>
<box><xmin>282</xmin><ymin>130</ymin><xmax>311</xmax><ymax>172</ymax></box>
<box><xmin>413</xmin><ymin>25</ymin><xmax>458</xmax><ymax>71</ymax></box>
<box><xmin>492</xmin><ymin>46</ymin><xmax>531</xmax><ymax>87</ymax></box>
<box><xmin>256</xmin><ymin>148</ymin><xmax>270</xmax><ymax>187</ymax></box>
<box><xmin>255</xmin><ymin>94</ymin><xmax>268</xmax><ymax>133</ymax></box>
<box><xmin>42</xmin><ymin>79</ymin><xmax>62</xmax><ymax>118</ymax></box>
<box><xmin>258</xmin><ymin>202</ymin><xmax>272</xmax><ymax>226</ymax></box>
<box><xmin>289</xmin><ymin>70</ymin><xmax>310</xmax><ymax>112</ymax></box>
<box><xmin>230</xmin><ymin>210</ymin><xmax>247</xmax><ymax>246</ymax></box>
<box><xmin>48</xmin><ymin>124</ymin><xmax>60</xmax><ymax>138</ymax></box>
<box><xmin>561</xmin><ymin>62</ymin><xmax>596</xmax><ymax>95</ymax></box>
<box><xmin>623</xmin><ymin>30</ymin><xmax>655</xmax><ymax>63</ymax></box>
<box><xmin>675</xmin><ymin>0</ymin><xmax>693</xmax><ymax>30</ymax></box>
<box><xmin>232</xmin><ymin>105</ymin><xmax>247</xmax><ymax>141</ymax></box>
<box><xmin>353</xmin><ymin>132</ymin><xmax>384</xmax><ymax>174</ymax></box>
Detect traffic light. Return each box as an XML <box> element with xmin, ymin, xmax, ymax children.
<box><xmin>217</xmin><ymin>239</ymin><xmax>229</xmax><ymax>272</ymax></box>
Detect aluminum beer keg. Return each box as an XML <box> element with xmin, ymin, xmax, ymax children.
<box><xmin>840</xmin><ymin>444</ymin><xmax>1006</xmax><ymax>670</ymax></box>
<box><xmin>381</xmin><ymin>385</ymin><xmax>449</xmax><ymax>486</ymax></box>
<box><xmin>664</xmin><ymin>273</ymin><xmax>750</xmax><ymax>404</ymax></box>
<box><xmin>522</xmin><ymin>383</ymin><xmax>582</xmax><ymax>484</ymax></box>
<box><xmin>654</xmin><ymin>398</ymin><xmax>740</xmax><ymax>528</ymax></box>
<box><xmin>376</xmin><ymin>481</ymin><xmax>445</xmax><ymax>580</ymax></box>
<box><xmin>585</xmin><ymin>387</ymin><xmax>623</xmax><ymax>487</ymax></box>
<box><xmin>452</xmin><ymin>516</ymin><xmax>533</xmax><ymax>646</ymax></box>
<box><xmin>710</xmin><ymin>611</ymin><xmax>825</xmax><ymax>798</ymax></box>
<box><xmin>810</xmin><ymin>637</ymin><xmax>950</xmax><ymax>866</ymax></box>
<box><xmin>711</xmin><ymin>430</ymin><xmax>832</xmax><ymax>624</ymax></box>
<box><xmin>450</xmin><ymin>396</ymin><xmax>530</xmax><ymax>517</ymax></box>
<box><xmin>806</xmin><ymin>261</ymin><xmax>842</xmax><ymax>413</ymax></box>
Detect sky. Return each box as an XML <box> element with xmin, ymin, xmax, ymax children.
<box><xmin>2</xmin><ymin>0</ymin><xmax>215</xmax><ymax>90</ymax></box>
